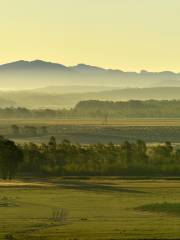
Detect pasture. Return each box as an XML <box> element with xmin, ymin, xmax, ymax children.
<box><xmin>0</xmin><ymin>178</ymin><xmax>180</xmax><ymax>239</ymax></box>
<box><xmin>1</xmin><ymin>118</ymin><xmax>180</xmax><ymax>126</ymax></box>
<box><xmin>1</xmin><ymin>118</ymin><xmax>180</xmax><ymax>144</ymax></box>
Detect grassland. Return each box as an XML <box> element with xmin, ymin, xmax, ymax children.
<box><xmin>137</xmin><ymin>202</ymin><xmax>180</xmax><ymax>216</ymax></box>
<box><xmin>1</xmin><ymin>118</ymin><xmax>180</xmax><ymax>126</ymax></box>
<box><xmin>0</xmin><ymin>178</ymin><xmax>180</xmax><ymax>239</ymax></box>
<box><xmin>1</xmin><ymin>118</ymin><xmax>180</xmax><ymax>144</ymax></box>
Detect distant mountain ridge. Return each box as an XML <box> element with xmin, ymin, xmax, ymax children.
<box><xmin>1</xmin><ymin>60</ymin><xmax>180</xmax><ymax>89</ymax></box>
<box><xmin>0</xmin><ymin>60</ymin><xmax>67</xmax><ymax>70</ymax></box>
<box><xmin>0</xmin><ymin>87</ymin><xmax>180</xmax><ymax>109</ymax></box>
<box><xmin>0</xmin><ymin>60</ymin><xmax>178</xmax><ymax>74</ymax></box>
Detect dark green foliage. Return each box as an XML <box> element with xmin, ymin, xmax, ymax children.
<box><xmin>0</xmin><ymin>136</ymin><xmax>23</xmax><ymax>179</ymax></box>
<box><xmin>75</xmin><ymin>100</ymin><xmax>180</xmax><ymax>118</ymax></box>
<box><xmin>1</xmin><ymin>135</ymin><xmax>180</xmax><ymax>178</ymax></box>
<box><xmin>17</xmin><ymin>137</ymin><xmax>180</xmax><ymax>177</ymax></box>
<box><xmin>137</xmin><ymin>202</ymin><xmax>180</xmax><ymax>216</ymax></box>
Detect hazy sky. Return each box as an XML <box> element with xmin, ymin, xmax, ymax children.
<box><xmin>1</xmin><ymin>0</ymin><xmax>180</xmax><ymax>71</ymax></box>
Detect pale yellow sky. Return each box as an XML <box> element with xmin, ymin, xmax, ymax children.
<box><xmin>0</xmin><ymin>0</ymin><xmax>180</xmax><ymax>71</ymax></box>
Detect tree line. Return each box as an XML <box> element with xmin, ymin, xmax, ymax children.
<box><xmin>11</xmin><ymin>125</ymin><xmax>48</xmax><ymax>137</ymax></box>
<box><xmin>1</xmin><ymin>136</ymin><xmax>180</xmax><ymax>179</ymax></box>
<box><xmin>1</xmin><ymin>100</ymin><xmax>180</xmax><ymax>119</ymax></box>
<box><xmin>75</xmin><ymin>100</ymin><xmax>180</xmax><ymax>118</ymax></box>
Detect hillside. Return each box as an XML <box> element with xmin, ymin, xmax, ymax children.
<box><xmin>75</xmin><ymin>99</ymin><xmax>180</xmax><ymax>118</ymax></box>
<box><xmin>1</xmin><ymin>60</ymin><xmax>180</xmax><ymax>89</ymax></box>
<box><xmin>0</xmin><ymin>87</ymin><xmax>180</xmax><ymax>108</ymax></box>
<box><xmin>0</xmin><ymin>100</ymin><xmax>180</xmax><ymax>119</ymax></box>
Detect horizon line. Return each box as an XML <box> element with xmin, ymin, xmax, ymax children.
<box><xmin>0</xmin><ymin>59</ymin><xmax>179</xmax><ymax>74</ymax></box>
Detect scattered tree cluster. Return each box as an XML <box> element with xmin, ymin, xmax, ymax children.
<box><xmin>1</xmin><ymin>136</ymin><xmax>180</xmax><ymax>179</ymax></box>
<box><xmin>11</xmin><ymin>125</ymin><xmax>48</xmax><ymax>137</ymax></box>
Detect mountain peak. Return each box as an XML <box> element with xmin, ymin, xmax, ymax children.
<box><xmin>0</xmin><ymin>59</ymin><xmax>67</xmax><ymax>70</ymax></box>
<box><xmin>73</xmin><ymin>63</ymin><xmax>105</xmax><ymax>72</ymax></box>
<box><xmin>30</xmin><ymin>59</ymin><xmax>47</xmax><ymax>64</ymax></box>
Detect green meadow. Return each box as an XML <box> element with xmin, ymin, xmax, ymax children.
<box><xmin>0</xmin><ymin>178</ymin><xmax>180</xmax><ymax>240</ymax></box>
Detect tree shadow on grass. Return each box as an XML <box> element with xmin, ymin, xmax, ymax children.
<box><xmin>136</xmin><ymin>202</ymin><xmax>180</xmax><ymax>216</ymax></box>
<box><xmin>58</xmin><ymin>180</ymin><xmax>146</xmax><ymax>194</ymax></box>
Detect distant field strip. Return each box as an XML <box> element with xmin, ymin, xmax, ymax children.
<box><xmin>1</xmin><ymin>118</ymin><xmax>180</xmax><ymax>126</ymax></box>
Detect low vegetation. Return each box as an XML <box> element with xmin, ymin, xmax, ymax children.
<box><xmin>5</xmin><ymin>123</ymin><xmax>180</xmax><ymax>144</ymax></box>
<box><xmin>137</xmin><ymin>202</ymin><xmax>180</xmax><ymax>216</ymax></box>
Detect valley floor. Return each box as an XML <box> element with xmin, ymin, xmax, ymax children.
<box><xmin>1</xmin><ymin>118</ymin><xmax>180</xmax><ymax>144</ymax></box>
<box><xmin>0</xmin><ymin>178</ymin><xmax>180</xmax><ymax>239</ymax></box>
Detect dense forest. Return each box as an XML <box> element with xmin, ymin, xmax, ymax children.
<box><xmin>75</xmin><ymin>100</ymin><xmax>180</xmax><ymax>118</ymax></box>
<box><xmin>1</xmin><ymin>100</ymin><xmax>180</xmax><ymax>119</ymax></box>
<box><xmin>1</xmin><ymin>136</ymin><xmax>180</xmax><ymax>179</ymax></box>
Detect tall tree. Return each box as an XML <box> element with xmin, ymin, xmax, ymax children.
<box><xmin>0</xmin><ymin>137</ymin><xmax>23</xmax><ymax>179</ymax></box>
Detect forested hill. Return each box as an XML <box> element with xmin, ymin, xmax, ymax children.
<box><xmin>1</xmin><ymin>87</ymin><xmax>180</xmax><ymax>109</ymax></box>
<box><xmin>75</xmin><ymin>100</ymin><xmax>180</xmax><ymax>118</ymax></box>
<box><xmin>1</xmin><ymin>100</ymin><xmax>180</xmax><ymax>118</ymax></box>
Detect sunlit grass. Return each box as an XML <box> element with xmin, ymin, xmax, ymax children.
<box><xmin>1</xmin><ymin>178</ymin><xmax>180</xmax><ymax>239</ymax></box>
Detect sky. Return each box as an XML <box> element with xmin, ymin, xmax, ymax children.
<box><xmin>0</xmin><ymin>0</ymin><xmax>180</xmax><ymax>71</ymax></box>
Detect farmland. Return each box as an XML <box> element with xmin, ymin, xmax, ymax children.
<box><xmin>0</xmin><ymin>118</ymin><xmax>180</xmax><ymax>144</ymax></box>
<box><xmin>0</xmin><ymin>178</ymin><xmax>180</xmax><ymax>239</ymax></box>
<box><xmin>1</xmin><ymin>118</ymin><xmax>180</xmax><ymax>127</ymax></box>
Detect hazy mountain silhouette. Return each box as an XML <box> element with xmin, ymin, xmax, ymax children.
<box><xmin>1</xmin><ymin>60</ymin><xmax>180</xmax><ymax>89</ymax></box>
<box><xmin>0</xmin><ymin>87</ymin><xmax>180</xmax><ymax>108</ymax></box>
<box><xmin>31</xmin><ymin>85</ymin><xmax>116</xmax><ymax>94</ymax></box>
<box><xmin>0</xmin><ymin>60</ymin><xmax>67</xmax><ymax>71</ymax></box>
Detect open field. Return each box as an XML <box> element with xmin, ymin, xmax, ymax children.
<box><xmin>1</xmin><ymin>118</ymin><xmax>180</xmax><ymax>144</ymax></box>
<box><xmin>1</xmin><ymin>118</ymin><xmax>180</xmax><ymax>126</ymax></box>
<box><xmin>0</xmin><ymin>178</ymin><xmax>180</xmax><ymax>239</ymax></box>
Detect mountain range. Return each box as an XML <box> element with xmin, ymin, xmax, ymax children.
<box><xmin>0</xmin><ymin>87</ymin><xmax>180</xmax><ymax>109</ymax></box>
<box><xmin>1</xmin><ymin>60</ymin><xmax>180</xmax><ymax>89</ymax></box>
<box><xmin>0</xmin><ymin>60</ymin><xmax>180</xmax><ymax>108</ymax></box>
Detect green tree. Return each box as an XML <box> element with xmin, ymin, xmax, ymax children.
<box><xmin>0</xmin><ymin>137</ymin><xmax>23</xmax><ymax>179</ymax></box>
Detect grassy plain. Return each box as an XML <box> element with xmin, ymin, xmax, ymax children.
<box><xmin>0</xmin><ymin>178</ymin><xmax>180</xmax><ymax>240</ymax></box>
<box><xmin>1</xmin><ymin>118</ymin><xmax>180</xmax><ymax>126</ymax></box>
<box><xmin>1</xmin><ymin>118</ymin><xmax>180</xmax><ymax>144</ymax></box>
